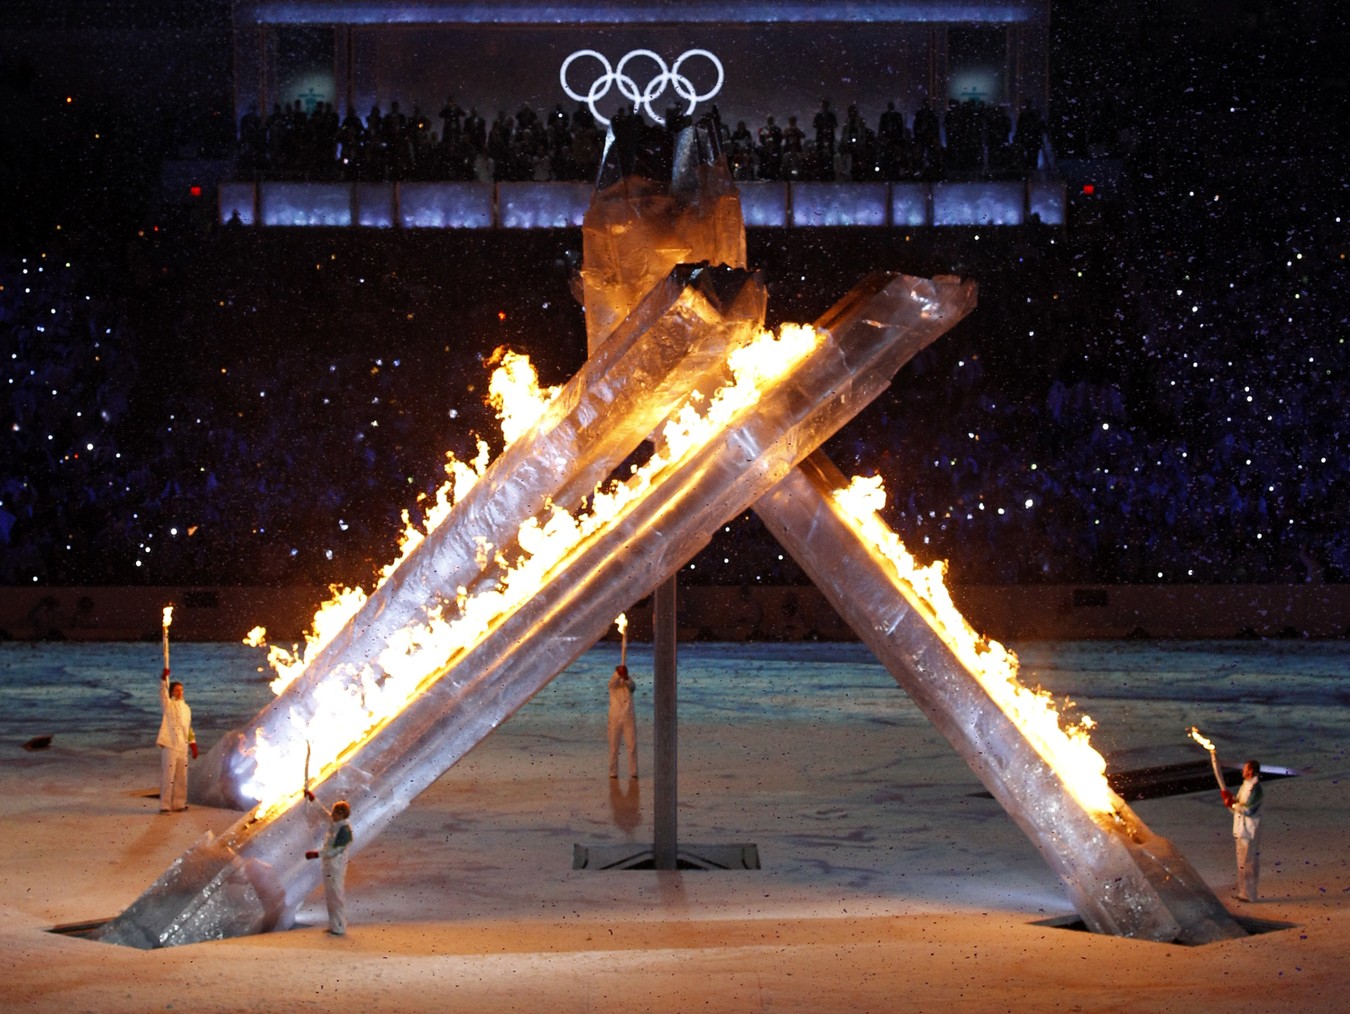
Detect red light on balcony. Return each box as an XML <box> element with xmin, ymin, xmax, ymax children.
<box><xmin>189</xmin><ymin>185</ymin><xmax>202</xmax><ymax>198</ymax></box>
<box><xmin>1082</xmin><ymin>183</ymin><xmax>1095</xmax><ymax>196</ymax></box>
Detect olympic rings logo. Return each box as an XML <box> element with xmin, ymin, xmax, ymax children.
<box><xmin>560</xmin><ymin>49</ymin><xmax>724</xmax><ymax>127</ymax></box>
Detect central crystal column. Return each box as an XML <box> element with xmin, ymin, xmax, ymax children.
<box><xmin>580</xmin><ymin>117</ymin><xmax>753</xmax><ymax>870</ymax></box>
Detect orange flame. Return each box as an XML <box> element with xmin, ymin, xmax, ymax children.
<box><xmin>487</xmin><ymin>348</ymin><xmax>562</xmax><ymax>446</ymax></box>
<box><xmin>1187</xmin><ymin>726</ymin><xmax>1216</xmax><ymax>752</ymax></box>
<box><xmin>832</xmin><ymin>474</ymin><xmax>1117</xmax><ymax>817</ymax></box>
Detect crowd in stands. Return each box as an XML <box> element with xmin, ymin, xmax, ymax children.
<box><xmin>234</xmin><ymin>94</ymin><xmax>1048</xmax><ymax>185</ymax></box>
<box><xmin>3</xmin><ymin>194</ymin><xmax>1344</xmax><ymax>592</ymax></box>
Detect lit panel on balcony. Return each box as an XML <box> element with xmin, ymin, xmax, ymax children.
<box><xmin>737</xmin><ymin>182</ymin><xmax>789</xmax><ymax>227</ymax></box>
<box><xmin>792</xmin><ymin>182</ymin><xmax>889</xmax><ymax>227</ymax></box>
<box><xmin>932</xmin><ymin>181</ymin><xmax>1023</xmax><ymax>226</ymax></box>
<box><xmin>498</xmin><ymin>182</ymin><xmax>593</xmax><ymax>228</ymax></box>
<box><xmin>219</xmin><ymin>183</ymin><xmax>257</xmax><ymax>226</ymax></box>
<box><xmin>261</xmin><ymin>183</ymin><xmax>353</xmax><ymax>227</ymax></box>
<box><xmin>398</xmin><ymin>182</ymin><xmax>494</xmax><ymax>228</ymax></box>
<box><xmin>355</xmin><ymin>183</ymin><xmax>397</xmax><ymax>228</ymax></box>
<box><xmin>890</xmin><ymin>183</ymin><xmax>930</xmax><ymax>227</ymax></box>
<box><xmin>1027</xmin><ymin>179</ymin><xmax>1065</xmax><ymax>226</ymax></box>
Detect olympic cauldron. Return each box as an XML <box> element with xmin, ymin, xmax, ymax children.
<box><xmin>101</xmin><ymin>114</ymin><xmax>1242</xmax><ymax>948</ymax></box>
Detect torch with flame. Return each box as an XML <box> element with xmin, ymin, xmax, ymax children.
<box><xmin>1188</xmin><ymin>726</ymin><xmax>1227</xmax><ymax>793</ymax></box>
<box><xmin>615</xmin><ymin>613</ymin><xmax>628</xmax><ymax>667</ymax></box>
<box><xmin>161</xmin><ymin>605</ymin><xmax>174</xmax><ymax>671</ymax></box>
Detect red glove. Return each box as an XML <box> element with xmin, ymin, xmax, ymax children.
<box><xmin>304</xmin><ymin>789</ymin><xmax>316</xmax><ymax>801</ymax></box>
<box><xmin>190</xmin><ymin>742</ymin><xmax>199</xmax><ymax>760</ymax></box>
<box><xmin>305</xmin><ymin>851</ymin><xmax>319</xmax><ymax>860</ymax></box>
<box><xmin>1221</xmin><ymin>789</ymin><xmax>1234</xmax><ymax>807</ymax></box>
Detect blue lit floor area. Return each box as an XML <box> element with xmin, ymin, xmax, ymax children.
<box><xmin>5</xmin><ymin>639</ymin><xmax>1348</xmax><ymax>1010</ymax></box>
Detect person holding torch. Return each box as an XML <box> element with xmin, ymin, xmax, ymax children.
<box><xmin>305</xmin><ymin>790</ymin><xmax>354</xmax><ymax>936</ymax></box>
<box><xmin>1226</xmin><ymin>759</ymin><xmax>1264</xmax><ymax>902</ymax></box>
<box><xmin>156</xmin><ymin>606</ymin><xmax>197</xmax><ymax>813</ymax></box>
<box><xmin>1190</xmin><ymin>726</ymin><xmax>1265</xmax><ymax>902</ymax></box>
<box><xmin>606</xmin><ymin>615</ymin><xmax>638</xmax><ymax>780</ymax></box>
<box><xmin>607</xmin><ymin>663</ymin><xmax>637</xmax><ymax>780</ymax></box>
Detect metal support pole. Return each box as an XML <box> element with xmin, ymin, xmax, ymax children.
<box><xmin>652</xmin><ymin>574</ymin><xmax>678</xmax><ymax>869</ymax></box>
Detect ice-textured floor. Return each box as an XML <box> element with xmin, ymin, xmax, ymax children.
<box><xmin>2</xmin><ymin>637</ymin><xmax>1347</xmax><ymax>1012</ymax></box>
<box><xmin>4</xmin><ymin>637</ymin><xmax>1346</xmax><ymax>763</ymax></box>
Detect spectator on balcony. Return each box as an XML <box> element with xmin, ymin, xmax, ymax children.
<box><xmin>237</xmin><ymin>103</ymin><xmax>265</xmax><ymax>177</ymax></box>
<box><xmin>439</xmin><ymin>96</ymin><xmax>464</xmax><ymax>144</ymax></box>
<box><xmin>337</xmin><ymin>106</ymin><xmax>365</xmax><ymax>178</ymax></box>
<box><xmin>314</xmin><ymin>102</ymin><xmax>340</xmax><ymax>175</ymax></box>
<box><xmin>778</xmin><ymin>115</ymin><xmax>805</xmax><ymax>179</ymax></box>
<box><xmin>465</xmin><ymin>107</ymin><xmax>486</xmax><ymax>151</ymax></box>
<box><xmin>877</xmin><ymin>101</ymin><xmax>907</xmax><ymax>180</ymax></box>
<box><xmin>987</xmin><ymin>103</ymin><xmax>1015</xmax><ymax>177</ymax></box>
<box><xmin>813</xmin><ymin>98</ymin><xmax>837</xmax><ymax>158</ymax></box>
<box><xmin>841</xmin><ymin>104</ymin><xmax>871</xmax><ymax>180</ymax></box>
<box><xmin>1015</xmin><ymin>99</ymin><xmax>1046</xmax><ymax>172</ymax></box>
<box><xmin>757</xmin><ymin>115</ymin><xmax>783</xmax><ymax>179</ymax></box>
<box><xmin>729</xmin><ymin>120</ymin><xmax>756</xmax><ymax>180</ymax></box>
<box><xmin>913</xmin><ymin>99</ymin><xmax>942</xmax><ymax>175</ymax></box>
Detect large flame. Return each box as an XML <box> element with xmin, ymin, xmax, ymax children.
<box><xmin>831</xmin><ymin>474</ymin><xmax>1117</xmax><ymax>816</ymax></box>
<box><xmin>243</xmin><ymin>325</ymin><xmax>822</xmax><ymax>813</ymax></box>
<box><xmin>487</xmin><ymin>348</ymin><xmax>562</xmax><ymax>446</ymax></box>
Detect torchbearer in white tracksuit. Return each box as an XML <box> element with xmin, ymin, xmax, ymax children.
<box><xmin>1222</xmin><ymin>759</ymin><xmax>1264</xmax><ymax>902</ymax></box>
<box><xmin>156</xmin><ymin>668</ymin><xmax>196</xmax><ymax>813</ymax></box>
<box><xmin>306</xmin><ymin>794</ymin><xmax>353</xmax><ymax>935</ymax></box>
<box><xmin>607</xmin><ymin>664</ymin><xmax>638</xmax><ymax>780</ymax></box>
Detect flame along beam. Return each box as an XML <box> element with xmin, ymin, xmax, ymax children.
<box><xmin>754</xmin><ymin>451</ymin><xmax>1246</xmax><ymax>944</ymax></box>
<box><xmin>191</xmin><ymin>263</ymin><xmax>767</xmax><ymax>810</ymax></box>
<box><xmin>96</xmin><ymin>272</ymin><xmax>973</xmax><ymax>948</ymax></box>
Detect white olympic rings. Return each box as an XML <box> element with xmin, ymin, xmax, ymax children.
<box><xmin>559</xmin><ymin>48</ymin><xmax>724</xmax><ymax>127</ymax></box>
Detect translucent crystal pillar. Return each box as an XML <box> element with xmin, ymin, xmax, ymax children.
<box><xmin>192</xmin><ymin>264</ymin><xmax>767</xmax><ymax>810</ymax></box>
<box><xmin>98</xmin><ymin>272</ymin><xmax>973</xmax><ymax>947</ymax></box>
<box><xmin>755</xmin><ymin>451</ymin><xmax>1247</xmax><ymax>944</ymax></box>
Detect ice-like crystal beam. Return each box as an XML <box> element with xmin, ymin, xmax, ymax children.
<box><xmin>191</xmin><ymin>264</ymin><xmax>767</xmax><ymax>810</ymax></box>
<box><xmin>754</xmin><ymin>451</ymin><xmax>1247</xmax><ymax>944</ymax></box>
<box><xmin>97</xmin><ymin>272</ymin><xmax>974</xmax><ymax>947</ymax></box>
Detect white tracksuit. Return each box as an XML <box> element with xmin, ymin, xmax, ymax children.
<box><xmin>156</xmin><ymin>679</ymin><xmax>194</xmax><ymax>811</ymax></box>
<box><xmin>1231</xmin><ymin>775</ymin><xmax>1264</xmax><ymax>900</ymax></box>
<box><xmin>319</xmin><ymin>816</ymin><xmax>354</xmax><ymax>935</ymax></box>
<box><xmin>607</xmin><ymin>669</ymin><xmax>638</xmax><ymax>779</ymax></box>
